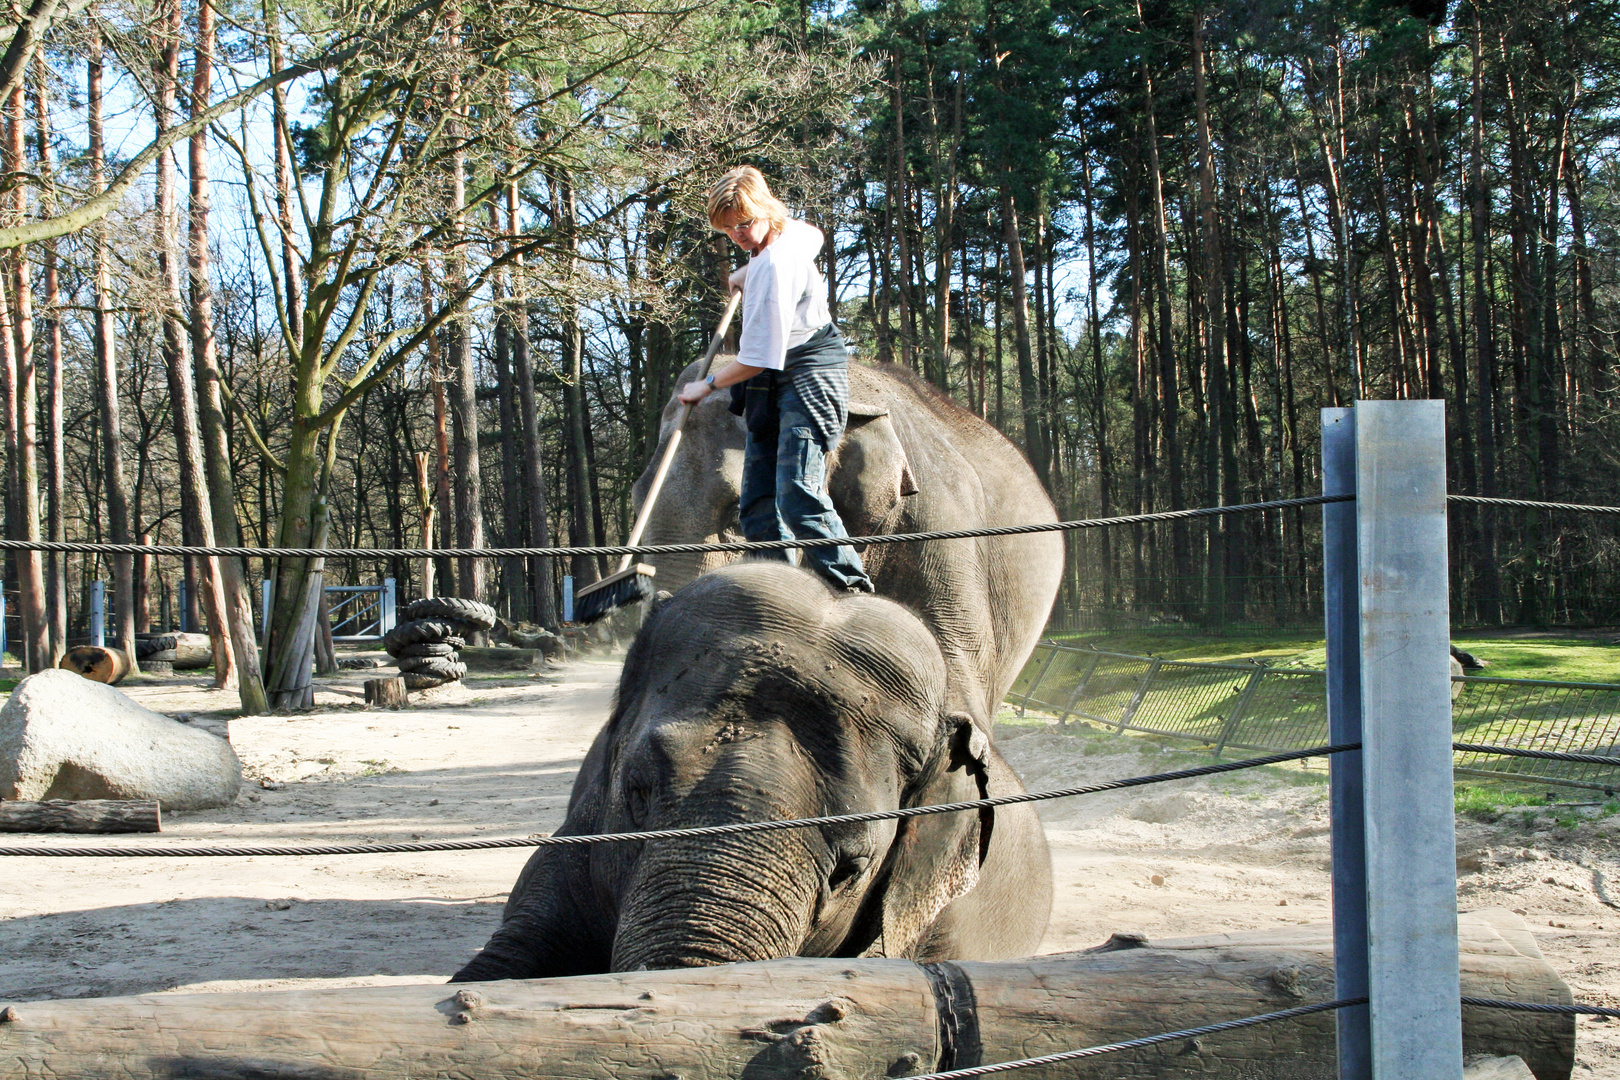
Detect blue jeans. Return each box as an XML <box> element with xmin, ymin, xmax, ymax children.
<box><xmin>738</xmin><ymin>368</ymin><xmax>873</xmax><ymax>591</ymax></box>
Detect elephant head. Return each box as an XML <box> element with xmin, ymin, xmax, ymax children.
<box><xmin>500</xmin><ymin>562</ymin><xmax>997</xmax><ymax>974</ymax></box>
<box><xmin>631</xmin><ymin>361</ymin><xmax>918</xmax><ymax>595</ymax></box>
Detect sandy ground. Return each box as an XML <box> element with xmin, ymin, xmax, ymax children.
<box><xmin>2</xmin><ymin>657</ymin><xmax>1617</xmax><ymax>1074</ymax></box>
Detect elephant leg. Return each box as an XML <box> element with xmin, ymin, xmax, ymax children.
<box><xmin>451</xmin><ymin>845</ymin><xmax>611</xmax><ymax>981</ymax></box>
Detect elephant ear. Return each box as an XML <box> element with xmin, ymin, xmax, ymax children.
<box><xmin>856</xmin><ymin>713</ymin><xmax>993</xmax><ymax>959</ymax></box>
<box><xmin>828</xmin><ymin>405</ymin><xmax>918</xmax><ymax>541</ymax></box>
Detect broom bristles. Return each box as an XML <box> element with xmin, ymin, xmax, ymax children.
<box><xmin>573</xmin><ymin>564</ymin><xmax>657</xmax><ymax>624</ymax></box>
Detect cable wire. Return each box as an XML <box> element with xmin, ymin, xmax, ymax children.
<box><xmin>0</xmin><ymin>743</ymin><xmax>1358</xmax><ymax>857</ymax></box>
<box><xmin>902</xmin><ymin>998</ymin><xmax>1364</xmax><ymax>1080</ymax></box>
<box><xmin>1452</xmin><ymin>743</ymin><xmax>1620</xmax><ymax>768</ymax></box>
<box><xmin>1463</xmin><ymin>997</ymin><xmax>1620</xmax><ymax>1019</ymax></box>
<box><xmin>1448</xmin><ymin>494</ymin><xmax>1620</xmax><ymax>515</ymax></box>
<box><xmin>0</xmin><ymin>494</ymin><xmax>1351</xmax><ymax>560</ymax></box>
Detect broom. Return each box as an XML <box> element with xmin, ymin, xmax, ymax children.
<box><xmin>573</xmin><ymin>290</ymin><xmax>744</xmax><ymax>624</ymax></box>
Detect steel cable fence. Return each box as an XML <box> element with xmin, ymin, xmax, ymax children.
<box><xmin>1013</xmin><ymin>643</ymin><xmax>1620</xmax><ymax>795</ymax></box>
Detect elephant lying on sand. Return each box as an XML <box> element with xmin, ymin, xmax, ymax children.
<box><xmin>630</xmin><ymin>361</ymin><xmax>1062</xmax><ymax>731</ymax></box>
<box><xmin>453</xmin><ymin>563</ymin><xmax>1052</xmax><ymax>980</ymax></box>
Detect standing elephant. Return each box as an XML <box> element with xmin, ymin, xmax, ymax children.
<box><xmin>630</xmin><ymin>361</ymin><xmax>1062</xmax><ymax>730</ymax></box>
<box><xmin>453</xmin><ymin>563</ymin><xmax>1052</xmax><ymax>980</ymax></box>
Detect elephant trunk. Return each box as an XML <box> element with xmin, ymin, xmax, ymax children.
<box><xmin>610</xmin><ymin>837</ymin><xmax>820</xmax><ymax>971</ymax></box>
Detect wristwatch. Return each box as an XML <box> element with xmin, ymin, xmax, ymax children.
<box><xmin>704</xmin><ymin>373</ymin><xmax>717</xmax><ymax>389</ymax></box>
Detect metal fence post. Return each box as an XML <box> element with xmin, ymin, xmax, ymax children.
<box><xmin>562</xmin><ymin>576</ymin><xmax>574</xmax><ymax>623</ymax></box>
<box><xmin>382</xmin><ymin>578</ymin><xmax>397</xmax><ymax>634</ymax></box>
<box><xmin>1018</xmin><ymin>642</ymin><xmax>1061</xmax><ymax>716</ymax></box>
<box><xmin>0</xmin><ymin>585</ymin><xmax>7</xmax><ymax>666</ymax></box>
<box><xmin>90</xmin><ymin>580</ymin><xmax>106</xmax><ymax>647</ymax></box>
<box><xmin>1323</xmin><ymin>406</ymin><xmax>1369</xmax><ymax>1080</ymax></box>
<box><xmin>261</xmin><ymin>579</ymin><xmax>273</xmax><ymax>640</ymax></box>
<box><xmin>1356</xmin><ymin>400</ymin><xmax>1462</xmax><ymax>1077</ymax></box>
<box><xmin>1115</xmin><ymin>657</ymin><xmax>1163</xmax><ymax>733</ymax></box>
<box><xmin>1056</xmin><ymin>648</ymin><xmax>1104</xmax><ymax>727</ymax></box>
<box><xmin>1211</xmin><ymin>662</ymin><xmax>1267</xmax><ymax>758</ymax></box>
<box><xmin>178</xmin><ymin>579</ymin><xmax>190</xmax><ymax>633</ymax></box>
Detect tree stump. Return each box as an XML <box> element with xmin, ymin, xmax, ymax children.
<box><xmin>0</xmin><ymin>799</ymin><xmax>160</xmax><ymax>833</ymax></box>
<box><xmin>0</xmin><ymin>910</ymin><xmax>1573</xmax><ymax>1080</ymax></box>
<box><xmin>364</xmin><ymin>677</ymin><xmax>409</xmax><ymax>709</ymax></box>
<box><xmin>56</xmin><ymin>645</ymin><xmax>130</xmax><ymax>685</ymax></box>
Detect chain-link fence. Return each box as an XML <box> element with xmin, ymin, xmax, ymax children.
<box><xmin>1008</xmin><ymin>642</ymin><xmax>1620</xmax><ymax>795</ymax></box>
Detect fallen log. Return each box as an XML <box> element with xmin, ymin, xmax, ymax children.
<box><xmin>56</xmin><ymin>645</ymin><xmax>129</xmax><ymax>685</ymax></box>
<box><xmin>458</xmin><ymin>646</ymin><xmax>536</xmax><ymax>672</ymax></box>
<box><xmin>0</xmin><ymin>798</ymin><xmax>160</xmax><ymax>833</ymax></box>
<box><xmin>167</xmin><ymin>632</ymin><xmax>215</xmax><ymax>670</ymax></box>
<box><xmin>0</xmin><ymin>909</ymin><xmax>1572</xmax><ymax>1080</ymax></box>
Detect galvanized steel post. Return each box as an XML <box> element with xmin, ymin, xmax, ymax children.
<box><xmin>1356</xmin><ymin>400</ymin><xmax>1462</xmax><ymax>1077</ymax></box>
<box><xmin>90</xmin><ymin>580</ymin><xmax>106</xmax><ymax>648</ymax></box>
<box><xmin>1322</xmin><ymin>407</ymin><xmax>1369</xmax><ymax>1079</ymax></box>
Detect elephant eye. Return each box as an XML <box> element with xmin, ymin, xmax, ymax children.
<box><xmin>828</xmin><ymin>855</ymin><xmax>870</xmax><ymax>890</ymax></box>
<box><xmin>625</xmin><ymin>784</ymin><xmax>651</xmax><ymax>826</ymax></box>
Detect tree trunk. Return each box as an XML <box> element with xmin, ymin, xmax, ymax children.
<box><xmin>0</xmin><ymin>914</ymin><xmax>1572</xmax><ymax>1080</ymax></box>
<box><xmin>1469</xmin><ymin>11</ymin><xmax>1501</xmax><ymax>623</ymax></box>
<box><xmin>422</xmin><ymin>263</ymin><xmax>454</xmax><ymax>596</ymax></box>
<box><xmin>153</xmin><ymin>0</ymin><xmax>233</xmax><ymax>686</ymax></box>
<box><xmin>32</xmin><ymin>55</ymin><xmax>64</xmax><ymax>665</ymax></box>
<box><xmin>4</xmin><ymin>73</ymin><xmax>48</xmax><ymax>673</ymax></box>
<box><xmin>555</xmin><ymin>172</ymin><xmax>598</xmax><ymax>589</ymax></box>
<box><xmin>1192</xmin><ymin>7</ymin><xmax>1228</xmax><ymax>626</ymax></box>
<box><xmin>489</xmin><ymin>204</ymin><xmax>525</xmax><ymax>620</ymax></box>
<box><xmin>445</xmin><ymin>15</ymin><xmax>484</xmax><ymax>611</ymax></box>
<box><xmin>1000</xmin><ymin>187</ymin><xmax>1044</xmax><ymax>486</ymax></box>
<box><xmin>511</xmin><ymin>187</ymin><xmax>557</xmax><ymax>629</ymax></box>
<box><xmin>1136</xmin><ymin>32</ymin><xmax>1188</xmax><ymax>605</ymax></box>
<box><xmin>189</xmin><ymin>0</ymin><xmax>264</xmax><ymax>710</ymax></box>
<box><xmin>90</xmin><ymin>30</ymin><xmax>137</xmax><ymax>661</ymax></box>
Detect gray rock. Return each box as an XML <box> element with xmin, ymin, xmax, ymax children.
<box><xmin>0</xmin><ymin>669</ymin><xmax>241</xmax><ymax>809</ymax></box>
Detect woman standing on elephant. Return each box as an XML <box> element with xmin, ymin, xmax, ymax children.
<box><xmin>676</xmin><ymin>167</ymin><xmax>874</xmax><ymax>594</ymax></box>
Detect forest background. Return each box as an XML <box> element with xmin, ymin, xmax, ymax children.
<box><xmin>0</xmin><ymin>0</ymin><xmax>1616</xmax><ymax>712</ymax></box>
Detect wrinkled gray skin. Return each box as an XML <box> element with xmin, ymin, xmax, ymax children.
<box><xmin>453</xmin><ymin>563</ymin><xmax>1052</xmax><ymax>980</ymax></box>
<box><xmin>630</xmin><ymin>361</ymin><xmax>1063</xmax><ymax>731</ymax></box>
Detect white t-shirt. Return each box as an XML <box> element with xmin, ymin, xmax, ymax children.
<box><xmin>735</xmin><ymin>219</ymin><xmax>832</xmax><ymax>372</ymax></box>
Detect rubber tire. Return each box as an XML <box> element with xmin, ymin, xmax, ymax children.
<box><xmin>141</xmin><ymin>649</ymin><xmax>179</xmax><ymax>663</ymax></box>
<box><xmin>383</xmin><ymin>619</ymin><xmax>465</xmax><ymax>655</ymax></box>
<box><xmin>400</xmin><ymin>597</ymin><xmax>497</xmax><ymax>630</ymax></box>
<box><xmin>402</xmin><ymin>672</ymin><xmax>452</xmax><ymax>690</ymax></box>
<box><xmin>397</xmin><ymin>640</ymin><xmax>462</xmax><ymax>659</ymax></box>
<box><xmin>135</xmin><ymin>635</ymin><xmax>179</xmax><ymax>659</ymax></box>
<box><xmin>397</xmin><ymin>656</ymin><xmax>467</xmax><ymax>680</ymax></box>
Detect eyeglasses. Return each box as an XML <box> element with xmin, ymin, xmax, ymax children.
<box><xmin>721</xmin><ymin>218</ymin><xmax>757</xmax><ymax>234</ymax></box>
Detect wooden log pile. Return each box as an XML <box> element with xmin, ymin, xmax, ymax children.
<box><xmin>0</xmin><ymin>910</ymin><xmax>1574</xmax><ymax>1080</ymax></box>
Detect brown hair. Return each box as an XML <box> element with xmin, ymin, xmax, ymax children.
<box><xmin>706</xmin><ymin>166</ymin><xmax>790</xmax><ymax>232</ymax></box>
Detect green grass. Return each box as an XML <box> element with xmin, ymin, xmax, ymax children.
<box><xmin>1045</xmin><ymin>628</ymin><xmax>1619</xmax><ymax>683</ymax></box>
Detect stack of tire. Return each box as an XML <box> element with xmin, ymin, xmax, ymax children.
<box><xmin>382</xmin><ymin>597</ymin><xmax>497</xmax><ymax>690</ymax></box>
<box><xmin>135</xmin><ymin>634</ymin><xmax>179</xmax><ymax>675</ymax></box>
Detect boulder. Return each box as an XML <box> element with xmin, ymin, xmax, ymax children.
<box><xmin>0</xmin><ymin>669</ymin><xmax>240</xmax><ymax>809</ymax></box>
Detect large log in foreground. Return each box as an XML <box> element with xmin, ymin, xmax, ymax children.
<box><xmin>0</xmin><ymin>909</ymin><xmax>1572</xmax><ymax>1080</ymax></box>
<box><xmin>0</xmin><ymin>798</ymin><xmax>160</xmax><ymax>833</ymax></box>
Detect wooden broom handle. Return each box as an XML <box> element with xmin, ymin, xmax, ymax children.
<box><xmin>615</xmin><ymin>291</ymin><xmax>744</xmax><ymax>571</ymax></box>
